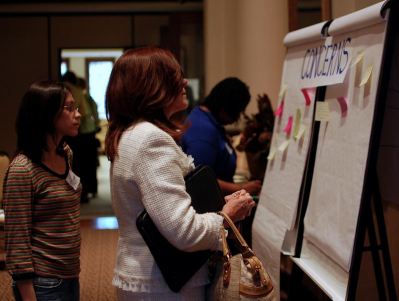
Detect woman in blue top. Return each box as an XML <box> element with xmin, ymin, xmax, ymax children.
<box><xmin>182</xmin><ymin>77</ymin><xmax>262</xmax><ymax>196</ymax></box>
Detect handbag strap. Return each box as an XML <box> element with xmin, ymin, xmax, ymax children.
<box><xmin>219</xmin><ymin>226</ymin><xmax>232</xmax><ymax>287</ymax></box>
<box><xmin>218</xmin><ymin>211</ymin><xmax>273</xmax><ymax>292</ymax></box>
<box><xmin>218</xmin><ymin>211</ymin><xmax>254</xmax><ymax>258</ymax></box>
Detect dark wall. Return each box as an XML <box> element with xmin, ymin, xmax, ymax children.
<box><xmin>0</xmin><ymin>3</ymin><xmax>203</xmax><ymax>155</ymax></box>
<box><xmin>50</xmin><ymin>15</ymin><xmax>133</xmax><ymax>79</ymax></box>
<box><xmin>0</xmin><ymin>15</ymin><xmax>133</xmax><ymax>154</ymax></box>
<box><xmin>0</xmin><ymin>17</ymin><xmax>50</xmax><ymax>154</ymax></box>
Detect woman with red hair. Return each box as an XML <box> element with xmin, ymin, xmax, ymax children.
<box><xmin>105</xmin><ymin>47</ymin><xmax>255</xmax><ymax>300</ymax></box>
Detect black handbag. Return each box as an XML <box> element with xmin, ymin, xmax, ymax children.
<box><xmin>136</xmin><ymin>165</ymin><xmax>225</xmax><ymax>292</ymax></box>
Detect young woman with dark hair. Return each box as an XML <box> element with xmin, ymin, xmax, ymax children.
<box><xmin>3</xmin><ymin>80</ymin><xmax>82</xmax><ymax>301</ymax></box>
<box><xmin>202</xmin><ymin>77</ymin><xmax>251</xmax><ymax>125</ymax></box>
<box><xmin>182</xmin><ymin>77</ymin><xmax>262</xmax><ymax>195</ymax></box>
<box><xmin>105</xmin><ymin>47</ymin><xmax>255</xmax><ymax>300</ymax></box>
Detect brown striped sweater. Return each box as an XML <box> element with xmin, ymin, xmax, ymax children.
<box><xmin>3</xmin><ymin>146</ymin><xmax>81</xmax><ymax>280</ymax></box>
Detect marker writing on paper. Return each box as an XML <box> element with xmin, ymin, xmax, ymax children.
<box><xmin>301</xmin><ymin>37</ymin><xmax>351</xmax><ymax>80</ymax></box>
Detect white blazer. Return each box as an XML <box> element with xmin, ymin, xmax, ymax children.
<box><xmin>111</xmin><ymin>121</ymin><xmax>223</xmax><ymax>293</ymax></box>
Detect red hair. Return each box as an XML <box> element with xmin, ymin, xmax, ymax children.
<box><xmin>105</xmin><ymin>47</ymin><xmax>186</xmax><ymax>161</ymax></box>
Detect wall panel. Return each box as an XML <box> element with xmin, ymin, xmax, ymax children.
<box><xmin>0</xmin><ymin>17</ymin><xmax>49</xmax><ymax>154</ymax></box>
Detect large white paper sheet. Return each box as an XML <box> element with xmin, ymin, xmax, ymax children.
<box><xmin>252</xmin><ymin>206</ymin><xmax>287</xmax><ymax>299</ymax></box>
<box><xmin>303</xmin><ymin>18</ymin><xmax>388</xmax><ymax>272</ymax></box>
<box><xmin>252</xmin><ymin>22</ymin><xmax>326</xmax><ymax>297</ymax></box>
<box><xmin>253</xmin><ymin>2</ymin><xmax>389</xmax><ymax>298</ymax></box>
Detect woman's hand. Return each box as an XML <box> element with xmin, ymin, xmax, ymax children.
<box><xmin>222</xmin><ymin>189</ymin><xmax>256</xmax><ymax>223</ymax></box>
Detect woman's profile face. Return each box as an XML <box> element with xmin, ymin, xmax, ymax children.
<box><xmin>164</xmin><ymin>79</ymin><xmax>189</xmax><ymax>119</ymax></box>
<box><xmin>54</xmin><ymin>92</ymin><xmax>81</xmax><ymax>138</ymax></box>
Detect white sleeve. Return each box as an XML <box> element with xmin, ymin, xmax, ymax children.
<box><xmin>134</xmin><ymin>129</ymin><xmax>224</xmax><ymax>252</ymax></box>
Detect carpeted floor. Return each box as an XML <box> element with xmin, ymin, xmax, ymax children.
<box><xmin>0</xmin><ymin>225</ymin><xmax>119</xmax><ymax>301</ymax></box>
<box><xmin>0</xmin><ymin>269</ymin><xmax>12</xmax><ymax>300</ymax></box>
<box><xmin>80</xmin><ymin>226</ymin><xmax>118</xmax><ymax>301</ymax></box>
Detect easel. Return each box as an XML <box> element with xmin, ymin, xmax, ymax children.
<box><xmin>346</xmin><ymin>178</ymin><xmax>397</xmax><ymax>301</ymax></box>
<box><xmin>284</xmin><ymin>1</ymin><xmax>398</xmax><ymax>300</ymax></box>
<box><xmin>347</xmin><ymin>1</ymin><xmax>398</xmax><ymax>299</ymax></box>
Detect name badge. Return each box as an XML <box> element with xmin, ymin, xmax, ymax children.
<box><xmin>66</xmin><ymin>170</ymin><xmax>80</xmax><ymax>191</ymax></box>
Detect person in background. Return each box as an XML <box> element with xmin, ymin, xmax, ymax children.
<box><xmin>76</xmin><ymin>77</ymin><xmax>100</xmax><ymax>195</ymax></box>
<box><xmin>105</xmin><ymin>47</ymin><xmax>255</xmax><ymax>300</ymax></box>
<box><xmin>3</xmin><ymin>81</ymin><xmax>81</xmax><ymax>300</ymax></box>
<box><xmin>237</xmin><ymin>93</ymin><xmax>275</xmax><ymax>181</ymax></box>
<box><xmin>62</xmin><ymin>72</ymin><xmax>99</xmax><ymax>202</ymax></box>
<box><xmin>181</xmin><ymin>77</ymin><xmax>262</xmax><ymax>196</ymax></box>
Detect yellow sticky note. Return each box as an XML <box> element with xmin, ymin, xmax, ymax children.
<box><xmin>359</xmin><ymin>65</ymin><xmax>373</xmax><ymax>87</ymax></box>
<box><xmin>295</xmin><ymin>124</ymin><xmax>307</xmax><ymax>141</ymax></box>
<box><xmin>351</xmin><ymin>51</ymin><xmax>364</xmax><ymax>67</ymax></box>
<box><xmin>278</xmin><ymin>140</ymin><xmax>290</xmax><ymax>152</ymax></box>
<box><xmin>267</xmin><ymin>147</ymin><xmax>277</xmax><ymax>160</ymax></box>
<box><xmin>293</xmin><ymin>109</ymin><xmax>301</xmax><ymax>138</ymax></box>
<box><xmin>315</xmin><ymin>101</ymin><xmax>330</xmax><ymax>122</ymax></box>
<box><xmin>278</xmin><ymin>84</ymin><xmax>288</xmax><ymax>101</ymax></box>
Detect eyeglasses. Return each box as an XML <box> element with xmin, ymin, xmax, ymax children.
<box><xmin>64</xmin><ymin>103</ymin><xmax>79</xmax><ymax>113</ymax></box>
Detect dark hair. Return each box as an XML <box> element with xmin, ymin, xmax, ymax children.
<box><xmin>0</xmin><ymin>150</ymin><xmax>10</xmax><ymax>159</ymax></box>
<box><xmin>202</xmin><ymin>77</ymin><xmax>250</xmax><ymax>124</ymax></box>
<box><xmin>16</xmin><ymin>80</ymin><xmax>69</xmax><ymax>162</ymax></box>
<box><xmin>105</xmin><ymin>47</ymin><xmax>186</xmax><ymax>161</ymax></box>
<box><xmin>61</xmin><ymin>71</ymin><xmax>78</xmax><ymax>85</ymax></box>
<box><xmin>76</xmin><ymin>77</ymin><xmax>87</xmax><ymax>89</ymax></box>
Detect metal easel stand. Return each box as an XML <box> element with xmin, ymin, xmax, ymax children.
<box><xmin>346</xmin><ymin>177</ymin><xmax>397</xmax><ymax>301</ymax></box>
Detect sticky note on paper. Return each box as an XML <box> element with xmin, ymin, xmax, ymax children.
<box><xmin>279</xmin><ymin>84</ymin><xmax>288</xmax><ymax>100</ymax></box>
<box><xmin>351</xmin><ymin>51</ymin><xmax>364</xmax><ymax>67</ymax></box>
<box><xmin>315</xmin><ymin>101</ymin><xmax>330</xmax><ymax>121</ymax></box>
<box><xmin>337</xmin><ymin>97</ymin><xmax>348</xmax><ymax>117</ymax></box>
<box><xmin>278</xmin><ymin>140</ymin><xmax>290</xmax><ymax>152</ymax></box>
<box><xmin>284</xmin><ymin>116</ymin><xmax>293</xmax><ymax>136</ymax></box>
<box><xmin>301</xmin><ymin>87</ymin><xmax>316</xmax><ymax>106</ymax></box>
<box><xmin>295</xmin><ymin>124</ymin><xmax>307</xmax><ymax>140</ymax></box>
<box><xmin>275</xmin><ymin>100</ymin><xmax>284</xmax><ymax>117</ymax></box>
<box><xmin>360</xmin><ymin>65</ymin><xmax>373</xmax><ymax>87</ymax></box>
<box><xmin>267</xmin><ymin>147</ymin><xmax>277</xmax><ymax>160</ymax></box>
<box><xmin>293</xmin><ymin>109</ymin><xmax>301</xmax><ymax>138</ymax></box>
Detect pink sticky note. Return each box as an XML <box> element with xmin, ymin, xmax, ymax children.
<box><xmin>337</xmin><ymin>97</ymin><xmax>348</xmax><ymax>117</ymax></box>
<box><xmin>301</xmin><ymin>87</ymin><xmax>316</xmax><ymax>106</ymax></box>
<box><xmin>275</xmin><ymin>100</ymin><xmax>284</xmax><ymax>117</ymax></box>
<box><xmin>284</xmin><ymin>116</ymin><xmax>293</xmax><ymax>135</ymax></box>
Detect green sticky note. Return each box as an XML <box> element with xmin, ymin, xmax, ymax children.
<box><xmin>293</xmin><ymin>109</ymin><xmax>301</xmax><ymax>139</ymax></box>
<box><xmin>295</xmin><ymin>124</ymin><xmax>307</xmax><ymax>140</ymax></box>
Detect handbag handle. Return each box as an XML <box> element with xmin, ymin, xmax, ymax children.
<box><xmin>218</xmin><ymin>211</ymin><xmax>254</xmax><ymax>258</ymax></box>
<box><xmin>218</xmin><ymin>211</ymin><xmax>272</xmax><ymax>293</ymax></box>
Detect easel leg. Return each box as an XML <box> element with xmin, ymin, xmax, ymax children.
<box><xmin>373</xmin><ymin>186</ymin><xmax>398</xmax><ymax>301</ymax></box>
<box><xmin>287</xmin><ymin>262</ymin><xmax>303</xmax><ymax>301</ymax></box>
<box><xmin>366</xmin><ymin>205</ymin><xmax>387</xmax><ymax>300</ymax></box>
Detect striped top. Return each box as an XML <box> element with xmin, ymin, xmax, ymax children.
<box><xmin>3</xmin><ymin>145</ymin><xmax>81</xmax><ymax>280</ymax></box>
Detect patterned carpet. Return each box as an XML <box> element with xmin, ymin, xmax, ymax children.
<box><xmin>80</xmin><ymin>227</ymin><xmax>118</xmax><ymax>301</ymax></box>
<box><xmin>0</xmin><ymin>226</ymin><xmax>119</xmax><ymax>301</ymax></box>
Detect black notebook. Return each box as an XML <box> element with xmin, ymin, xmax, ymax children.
<box><xmin>136</xmin><ymin>165</ymin><xmax>225</xmax><ymax>292</ymax></box>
